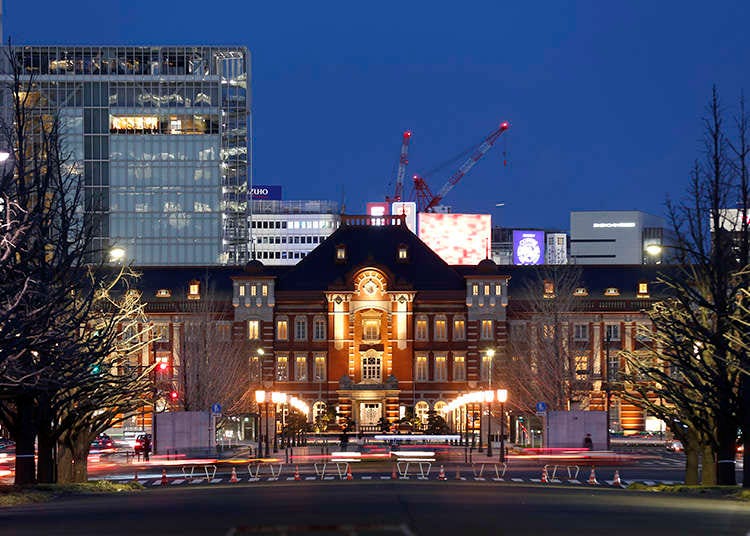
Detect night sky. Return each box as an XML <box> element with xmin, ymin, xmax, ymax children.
<box><xmin>8</xmin><ymin>1</ymin><xmax>750</xmax><ymax>231</ymax></box>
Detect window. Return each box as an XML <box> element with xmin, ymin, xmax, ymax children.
<box><xmin>573</xmin><ymin>287</ymin><xmax>589</xmax><ymax>297</ymax></box>
<box><xmin>398</xmin><ymin>244</ymin><xmax>408</xmax><ymax>260</ymax></box>
<box><xmin>415</xmin><ymin>315</ymin><xmax>428</xmax><ymax>340</ymax></box>
<box><xmin>637</xmin><ymin>282</ymin><xmax>649</xmax><ymax>298</ymax></box>
<box><xmin>217</xmin><ymin>323</ymin><xmax>231</xmax><ymax>341</ymax></box>
<box><xmin>156</xmin><ymin>289</ymin><xmax>171</xmax><ymax>298</ymax></box>
<box><xmin>453</xmin><ymin>354</ymin><xmax>466</xmax><ymax>381</ymax></box>
<box><xmin>187</xmin><ymin>280</ymin><xmax>200</xmax><ymax>300</ymax></box>
<box><xmin>153</xmin><ymin>323</ymin><xmax>169</xmax><ymax>341</ymax></box>
<box><xmin>313</xmin><ymin>401</ymin><xmax>327</xmax><ymax>422</ymax></box>
<box><xmin>248</xmin><ymin>320</ymin><xmax>260</xmax><ymax>340</ymax></box>
<box><xmin>481</xmin><ymin>352</ymin><xmax>492</xmax><ymax>381</ymax></box>
<box><xmin>415</xmin><ymin>354</ymin><xmax>428</xmax><ymax>381</ymax></box>
<box><xmin>434</xmin><ymin>316</ymin><xmax>447</xmax><ymax>341</ymax></box>
<box><xmin>262</xmin><ymin>284</ymin><xmax>268</xmax><ymax>297</ymax></box>
<box><xmin>484</xmin><ymin>284</ymin><xmax>490</xmax><ymax>295</ymax></box>
<box><xmin>605</xmin><ymin>324</ymin><xmax>620</xmax><ymax>341</ymax></box>
<box><xmin>294</xmin><ymin>316</ymin><xmax>307</xmax><ymax>341</ymax></box>
<box><xmin>336</xmin><ymin>245</ymin><xmax>347</xmax><ymax>261</ymax></box>
<box><xmin>573</xmin><ymin>323</ymin><xmax>588</xmax><ymax>341</ymax></box>
<box><xmin>250</xmin><ymin>285</ymin><xmax>257</xmax><ymax>297</ymax></box>
<box><xmin>434</xmin><ymin>355</ymin><xmax>447</xmax><ymax>381</ymax></box>
<box><xmin>276</xmin><ymin>355</ymin><xmax>289</xmax><ymax>381</ymax></box>
<box><xmin>604</xmin><ymin>287</ymin><xmax>620</xmax><ymax>296</ymax></box>
<box><xmin>313</xmin><ymin>317</ymin><xmax>326</xmax><ymax>341</ymax></box>
<box><xmin>295</xmin><ymin>354</ymin><xmax>307</xmax><ymax>381</ymax></box>
<box><xmin>363</xmin><ymin>319</ymin><xmax>380</xmax><ymax>341</ymax></box>
<box><xmin>495</xmin><ymin>284</ymin><xmax>502</xmax><ymax>295</ymax></box>
<box><xmin>575</xmin><ymin>355</ymin><xmax>589</xmax><ymax>380</ymax></box>
<box><xmin>239</xmin><ymin>285</ymin><xmax>246</xmax><ymax>297</ymax></box>
<box><xmin>362</xmin><ymin>353</ymin><xmax>382</xmax><ymax>382</ymax></box>
<box><xmin>276</xmin><ymin>318</ymin><xmax>289</xmax><ymax>340</ymax></box>
<box><xmin>415</xmin><ymin>401</ymin><xmax>429</xmax><ymax>425</ymax></box>
<box><xmin>314</xmin><ymin>354</ymin><xmax>326</xmax><ymax>381</ymax></box>
<box><xmin>543</xmin><ymin>280</ymin><xmax>555</xmax><ymax>298</ymax></box>
<box><xmin>434</xmin><ymin>401</ymin><xmax>447</xmax><ymax>415</ymax></box>
<box><xmin>453</xmin><ymin>317</ymin><xmax>466</xmax><ymax>340</ymax></box>
<box><xmin>480</xmin><ymin>319</ymin><xmax>493</xmax><ymax>340</ymax></box>
<box><xmin>542</xmin><ymin>324</ymin><xmax>555</xmax><ymax>339</ymax></box>
<box><xmin>472</xmin><ymin>283</ymin><xmax>479</xmax><ymax>296</ymax></box>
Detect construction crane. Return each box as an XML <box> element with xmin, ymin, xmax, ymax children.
<box><xmin>413</xmin><ymin>121</ymin><xmax>510</xmax><ymax>212</ymax></box>
<box><xmin>386</xmin><ymin>130</ymin><xmax>412</xmax><ymax>203</ymax></box>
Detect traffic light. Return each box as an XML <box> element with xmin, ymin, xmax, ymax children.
<box><xmin>170</xmin><ymin>390</ymin><xmax>178</xmax><ymax>401</ymax></box>
<box><xmin>91</xmin><ymin>364</ymin><xmax>101</xmax><ymax>375</ymax></box>
<box><xmin>158</xmin><ymin>361</ymin><xmax>168</xmax><ymax>372</ymax></box>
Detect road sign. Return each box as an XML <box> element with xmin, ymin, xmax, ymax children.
<box><xmin>535</xmin><ymin>401</ymin><xmax>548</xmax><ymax>413</ymax></box>
<box><xmin>211</xmin><ymin>403</ymin><xmax>222</xmax><ymax>415</ymax></box>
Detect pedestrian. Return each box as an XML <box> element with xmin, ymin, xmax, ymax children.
<box><xmin>143</xmin><ymin>435</ymin><xmax>152</xmax><ymax>461</ymax></box>
<box><xmin>583</xmin><ymin>433</ymin><xmax>593</xmax><ymax>451</ymax></box>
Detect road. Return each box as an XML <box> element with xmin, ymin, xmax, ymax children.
<box><xmin>2</xmin><ymin>480</ymin><xmax>749</xmax><ymax>535</ymax></box>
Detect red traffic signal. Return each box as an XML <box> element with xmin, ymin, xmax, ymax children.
<box><xmin>158</xmin><ymin>361</ymin><xmax>168</xmax><ymax>372</ymax></box>
<box><xmin>170</xmin><ymin>390</ymin><xmax>178</xmax><ymax>400</ymax></box>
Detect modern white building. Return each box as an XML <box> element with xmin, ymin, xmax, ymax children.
<box><xmin>569</xmin><ymin>211</ymin><xmax>667</xmax><ymax>265</ymax></box>
<box><xmin>249</xmin><ymin>200</ymin><xmax>340</xmax><ymax>265</ymax></box>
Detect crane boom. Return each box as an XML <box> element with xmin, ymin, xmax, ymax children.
<box><xmin>394</xmin><ymin>131</ymin><xmax>411</xmax><ymax>202</ymax></box>
<box><xmin>423</xmin><ymin>121</ymin><xmax>509</xmax><ymax>212</ymax></box>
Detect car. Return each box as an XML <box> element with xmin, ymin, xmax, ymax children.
<box><xmin>134</xmin><ymin>433</ymin><xmax>151</xmax><ymax>455</ymax></box>
<box><xmin>665</xmin><ymin>439</ymin><xmax>683</xmax><ymax>452</ymax></box>
<box><xmin>90</xmin><ymin>434</ymin><xmax>115</xmax><ymax>453</ymax></box>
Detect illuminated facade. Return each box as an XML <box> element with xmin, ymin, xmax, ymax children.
<box><xmin>3</xmin><ymin>46</ymin><xmax>250</xmax><ymax>265</ymax></box>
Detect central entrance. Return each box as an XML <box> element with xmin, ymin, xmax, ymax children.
<box><xmin>359</xmin><ymin>402</ymin><xmax>382</xmax><ymax>426</ymax></box>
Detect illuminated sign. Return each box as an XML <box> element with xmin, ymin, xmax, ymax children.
<box><xmin>391</xmin><ymin>202</ymin><xmax>417</xmax><ymax>233</ymax></box>
<box><xmin>249</xmin><ymin>185</ymin><xmax>282</xmax><ymax>200</ymax></box>
<box><xmin>366</xmin><ymin>202</ymin><xmax>390</xmax><ymax>217</ymax></box>
<box><xmin>513</xmin><ymin>230</ymin><xmax>545</xmax><ymax>265</ymax></box>
<box><xmin>592</xmin><ymin>222</ymin><xmax>636</xmax><ymax>228</ymax></box>
<box><xmin>418</xmin><ymin>213</ymin><xmax>491</xmax><ymax>265</ymax></box>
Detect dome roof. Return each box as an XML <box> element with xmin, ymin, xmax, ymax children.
<box><xmin>477</xmin><ymin>258</ymin><xmax>498</xmax><ymax>274</ymax></box>
<box><xmin>244</xmin><ymin>259</ymin><xmax>265</xmax><ymax>274</ymax></box>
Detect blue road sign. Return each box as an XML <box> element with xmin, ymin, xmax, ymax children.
<box><xmin>211</xmin><ymin>403</ymin><xmax>222</xmax><ymax>414</ymax></box>
<box><xmin>535</xmin><ymin>401</ymin><xmax>548</xmax><ymax>413</ymax></box>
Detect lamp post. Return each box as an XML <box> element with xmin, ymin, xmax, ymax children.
<box><xmin>497</xmin><ymin>389</ymin><xmax>508</xmax><ymax>463</ymax></box>
<box><xmin>255</xmin><ymin>390</ymin><xmax>268</xmax><ymax>458</ymax></box>
<box><xmin>271</xmin><ymin>392</ymin><xmax>286</xmax><ymax>453</ymax></box>
<box><xmin>605</xmin><ymin>330</ymin><xmax>612</xmax><ymax>451</ymax></box>
<box><xmin>485</xmin><ymin>348</ymin><xmax>495</xmax><ymax>453</ymax></box>
<box><xmin>484</xmin><ymin>390</ymin><xmax>494</xmax><ymax>457</ymax></box>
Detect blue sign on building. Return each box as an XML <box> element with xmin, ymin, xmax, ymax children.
<box><xmin>249</xmin><ymin>184</ymin><xmax>282</xmax><ymax>200</ymax></box>
<box><xmin>535</xmin><ymin>401</ymin><xmax>548</xmax><ymax>413</ymax></box>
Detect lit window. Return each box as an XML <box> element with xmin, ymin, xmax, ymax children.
<box><xmin>363</xmin><ymin>319</ymin><xmax>380</xmax><ymax>341</ymax></box>
<box><xmin>415</xmin><ymin>355</ymin><xmax>428</xmax><ymax>381</ymax></box>
<box><xmin>495</xmin><ymin>284</ymin><xmax>502</xmax><ymax>295</ymax></box>
<box><xmin>248</xmin><ymin>320</ymin><xmax>260</xmax><ymax>340</ymax></box>
<box><xmin>313</xmin><ymin>317</ymin><xmax>326</xmax><ymax>341</ymax></box>
<box><xmin>362</xmin><ymin>353</ymin><xmax>382</xmax><ymax>382</ymax></box>
<box><xmin>415</xmin><ymin>316</ymin><xmax>428</xmax><ymax>340</ymax></box>
<box><xmin>276</xmin><ymin>318</ymin><xmax>289</xmax><ymax>340</ymax></box>
<box><xmin>239</xmin><ymin>285</ymin><xmax>246</xmax><ymax>297</ymax></box>
<box><xmin>188</xmin><ymin>280</ymin><xmax>200</xmax><ymax>300</ymax></box>
<box><xmin>434</xmin><ymin>355</ymin><xmax>447</xmax><ymax>381</ymax></box>
<box><xmin>543</xmin><ymin>324</ymin><xmax>555</xmax><ymax>339</ymax></box>
<box><xmin>575</xmin><ymin>355</ymin><xmax>589</xmax><ymax>380</ymax></box>
<box><xmin>453</xmin><ymin>317</ymin><xmax>466</xmax><ymax>340</ymax></box>
<box><xmin>472</xmin><ymin>284</ymin><xmax>479</xmax><ymax>296</ymax></box>
<box><xmin>398</xmin><ymin>245</ymin><xmax>408</xmax><ymax>260</ymax></box>
<box><xmin>544</xmin><ymin>280</ymin><xmax>555</xmax><ymax>298</ymax></box>
<box><xmin>294</xmin><ymin>316</ymin><xmax>307</xmax><ymax>341</ymax></box>
<box><xmin>295</xmin><ymin>355</ymin><xmax>308</xmax><ymax>381</ymax></box>
<box><xmin>336</xmin><ymin>245</ymin><xmax>347</xmax><ymax>261</ymax></box>
<box><xmin>262</xmin><ymin>285</ymin><xmax>268</xmax><ymax>297</ymax></box>
<box><xmin>453</xmin><ymin>354</ymin><xmax>466</xmax><ymax>381</ymax></box>
<box><xmin>637</xmin><ymin>282</ymin><xmax>649</xmax><ymax>298</ymax></box>
<box><xmin>276</xmin><ymin>355</ymin><xmax>289</xmax><ymax>381</ymax></box>
<box><xmin>415</xmin><ymin>401</ymin><xmax>429</xmax><ymax>424</ymax></box>
<box><xmin>251</xmin><ymin>285</ymin><xmax>257</xmax><ymax>296</ymax></box>
<box><xmin>156</xmin><ymin>289</ymin><xmax>171</xmax><ymax>298</ymax></box>
<box><xmin>480</xmin><ymin>319</ymin><xmax>493</xmax><ymax>340</ymax></box>
<box><xmin>604</xmin><ymin>287</ymin><xmax>620</xmax><ymax>296</ymax></box>
<box><xmin>484</xmin><ymin>284</ymin><xmax>490</xmax><ymax>295</ymax></box>
<box><xmin>314</xmin><ymin>354</ymin><xmax>326</xmax><ymax>381</ymax></box>
<box><xmin>573</xmin><ymin>287</ymin><xmax>589</xmax><ymax>296</ymax></box>
<box><xmin>434</xmin><ymin>317</ymin><xmax>447</xmax><ymax>340</ymax></box>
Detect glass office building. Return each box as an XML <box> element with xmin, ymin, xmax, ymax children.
<box><xmin>3</xmin><ymin>46</ymin><xmax>250</xmax><ymax>265</ymax></box>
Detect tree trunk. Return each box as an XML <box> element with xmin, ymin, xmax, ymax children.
<box><xmin>36</xmin><ymin>396</ymin><xmax>56</xmax><ymax>484</ymax></box>
<box><xmin>684</xmin><ymin>446</ymin><xmax>700</xmax><ymax>485</ymax></box>
<box><xmin>701</xmin><ymin>445</ymin><xmax>717</xmax><ymax>486</ymax></box>
<box><xmin>716</xmin><ymin>416</ymin><xmax>737</xmax><ymax>486</ymax></box>
<box><xmin>57</xmin><ymin>437</ymin><xmax>90</xmax><ymax>483</ymax></box>
<box><xmin>742</xmin><ymin>373</ymin><xmax>749</xmax><ymax>488</ymax></box>
<box><xmin>14</xmin><ymin>395</ymin><xmax>36</xmax><ymax>486</ymax></box>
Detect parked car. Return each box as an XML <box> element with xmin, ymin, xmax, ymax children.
<box><xmin>134</xmin><ymin>433</ymin><xmax>151</xmax><ymax>455</ymax></box>
<box><xmin>665</xmin><ymin>439</ymin><xmax>683</xmax><ymax>452</ymax></box>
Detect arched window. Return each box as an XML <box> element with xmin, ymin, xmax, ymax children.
<box><xmin>313</xmin><ymin>401</ymin><xmax>327</xmax><ymax>421</ymax></box>
<box><xmin>434</xmin><ymin>401</ymin><xmax>447</xmax><ymax>416</ymax></box>
<box><xmin>415</xmin><ymin>401</ymin><xmax>430</xmax><ymax>425</ymax></box>
<box><xmin>294</xmin><ymin>316</ymin><xmax>308</xmax><ymax>341</ymax></box>
<box><xmin>361</xmin><ymin>351</ymin><xmax>382</xmax><ymax>383</ymax></box>
<box><xmin>313</xmin><ymin>316</ymin><xmax>326</xmax><ymax>341</ymax></box>
<box><xmin>415</xmin><ymin>315</ymin><xmax>428</xmax><ymax>340</ymax></box>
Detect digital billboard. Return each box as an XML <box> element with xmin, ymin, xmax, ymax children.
<box><xmin>418</xmin><ymin>213</ymin><xmax>491</xmax><ymax>265</ymax></box>
<box><xmin>513</xmin><ymin>230</ymin><xmax>545</xmax><ymax>265</ymax></box>
<box><xmin>250</xmin><ymin>185</ymin><xmax>282</xmax><ymax>200</ymax></box>
<box><xmin>366</xmin><ymin>202</ymin><xmax>390</xmax><ymax>217</ymax></box>
<box><xmin>391</xmin><ymin>201</ymin><xmax>417</xmax><ymax>233</ymax></box>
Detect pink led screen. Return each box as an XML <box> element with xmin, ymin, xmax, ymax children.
<box><xmin>418</xmin><ymin>213</ymin><xmax>491</xmax><ymax>265</ymax></box>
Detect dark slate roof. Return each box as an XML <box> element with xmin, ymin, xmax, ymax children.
<box><xmin>503</xmin><ymin>264</ymin><xmax>677</xmax><ymax>300</ymax></box>
<box><xmin>276</xmin><ymin>222</ymin><xmax>466</xmax><ymax>291</ymax></box>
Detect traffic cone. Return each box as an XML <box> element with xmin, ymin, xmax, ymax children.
<box><xmin>133</xmin><ymin>471</ymin><xmax>139</xmax><ymax>484</ymax></box>
<box><xmin>230</xmin><ymin>467</ymin><xmax>238</xmax><ymax>483</ymax></box>
<box><xmin>455</xmin><ymin>466</ymin><xmax>461</xmax><ymax>480</ymax></box>
<box><xmin>391</xmin><ymin>465</ymin><xmax>398</xmax><ymax>480</ymax></box>
<box><xmin>541</xmin><ymin>466</ymin><xmax>548</xmax><ymax>484</ymax></box>
<box><xmin>160</xmin><ymin>469</ymin><xmax>168</xmax><ymax>486</ymax></box>
<box><xmin>346</xmin><ymin>465</ymin><xmax>353</xmax><ymax>481</ymax></box>
<box><xmin>294</xmin><ymin>465</ymin><xmax>301</xmax><ymax>481</ymax></box>
<box><xmin>588</xmin><ymin>466</ymin><xmax>599</xmax><ymax>485</ymax></box>
<box><xmin>612</xmin><ymin>470</ymin><xmax>622</xmax><ymax>487</ymax></box>
<box><xmin>438</xmin><ymin>465</ymin><xmax>446</xmax><ymax>480</ymax></box>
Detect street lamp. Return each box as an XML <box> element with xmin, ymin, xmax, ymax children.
<box><xmin>484</xmin><ymin>390</ymin><xmax>494</xmax><ymax>457</ymax></box>
<box><xmin>109</xmin><ymin>246</ymin><xmax>126</xmax><ymax>263</ymax></box>
<box><xmin>271</xmin><ymin>392</ymin><xmax>287</xmax><ymax>453</ymax></box>
<box><xmin>497</xmin><ymin>389</ymin><xmax>508</xmax><ymax>463</ymax></box>
<box><xmin>605</xmin><ymin>330</ymin><xmax>612</xmax><ymax>451</ymax></box>
<box><xmin>255</xmin><ymin>390</ymin><xmax>268</xmax><ymax>458</ymax></box>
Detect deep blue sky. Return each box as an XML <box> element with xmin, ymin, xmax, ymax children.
<box><xmin>8</xmin><ymin>1</ymin><xmax>750</xmax><ymax>231</ymax></box>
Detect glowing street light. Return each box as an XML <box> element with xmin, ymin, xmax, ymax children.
<box><xmin>497</xmin><ymin>389</ymin><xmax>508</xmax><ymax>463</ymax></box>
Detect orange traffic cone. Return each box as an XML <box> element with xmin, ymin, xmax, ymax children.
<box><xmin>230</xmin><ymin>467</ymin><xmax>239</xmax><ymax>483</ymax></box>
<box><xmin>612</xmin><ymin>470</ymin><xmax>622</xmax><ymax>487</ymax></box>
<box><xmin>160</xmin><ymin>469</ymin><xmax>168</xmax><ymax>486</ymax></box>
<box><xmin>133</xmin><ymin>471</ymin><xmax>139</xmax><ymax>484</ymax></box>
<box><xmin>455</xmin><ymin>466</ymin><xmax>462</xmax><ymax>480</ymax></box>
<box><xmin>541</xmin><ymin>466</ymin><xmax>548</xmax><ymax>483</ymax></box>
<box><xmin>294</xmin><ymin>465</ymin><xmax>301</xmax><ymax>481</ymax></box>
<box><xmin>391</xmin><ymin>465</ymin><xmax>398</xmax><ymax>480</ymax></box>
<box><xmin>438</xmin><ymin>465</ymin><xmax>446</xmax><ymax>480</ymax></box>
<box><xmin>588</xmin><ymin>466</ymin><xmax>599</xmax><ymax>485</ymax></box>
<box><xmin>346</xmin><ymin>465</ymin><xmax>353</xmax><ymax>481</ymax></box>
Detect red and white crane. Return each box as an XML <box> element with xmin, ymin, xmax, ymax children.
<box><xmin>386</xmin><ymin>130</ymin><xmax>412</xmax><ymax>203</ymax></box>
<box><xmin>413</xmin><ymin>121</ymin><xmax>510</xmax><ymax>212</ymax></box>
